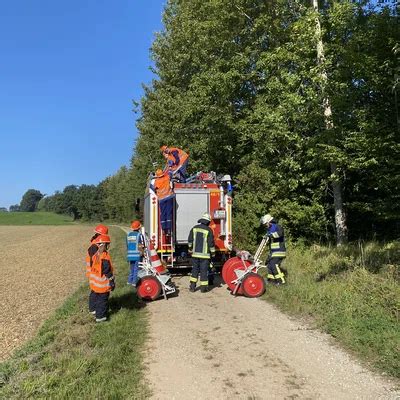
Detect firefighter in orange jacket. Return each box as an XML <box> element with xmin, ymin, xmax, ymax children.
<box><xmin>86</xmin><ymin>224</ymin><xmax>109</xmax><ymax>314</ymax></box>
<box><xmin>150</xmin><ymin>169</ymin><xmax>175</xmax><ymax>233</ymax></box>
<box><xmin>161</xmin><ymin>145</ymin><xmax>189</xmax><ymax>182</ymax></box>
<box><xmin>88</xmin><ymin>234</ymin><xmax>115</xmax><ymax>322</ymax></box>
<box><xmin>86</xmin><ymin>224</ymin><xmax>109</xmax><ymax>279</ymax></box>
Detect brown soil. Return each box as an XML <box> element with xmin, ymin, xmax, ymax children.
<box><xmin>0</xmin><ymin>225</ymin><xmax>92</xmax><ymax>361</ymax></box>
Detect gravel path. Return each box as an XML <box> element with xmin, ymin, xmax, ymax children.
<box><xmin>1</xmin><ymin>225</ymin><xmax>92</xmax><ymax>361</ymax></box>
<box><xmin>144</xmin><ymin>274</ymin><xmax>399</xmax><ymax>400</ymax></box>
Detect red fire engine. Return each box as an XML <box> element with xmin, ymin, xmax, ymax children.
<box><xmin>143</xmin><ymin>172</ymin><xmax>233</xmax><ymax>268</ymax></box>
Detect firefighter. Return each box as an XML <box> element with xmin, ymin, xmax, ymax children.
<box><xmin>260</xmin><ymin>214</ymin><xmax>286</xmax><ymax>285</ymax></box>
<box><xmin>86</xmin><ymin>224</ymin><xmax>109</xmax><ymax>314</ymax></box>
<box><xmin>126</xmin><ymin>220</ymin><xmax>145</xmax><ymax>287</ymax></box>
<box><xmin>188</xmin><ymin>212</ymin><xmax>216</xmax><ymax>293</ymax></box>
<box><xmin>88</xmin><ymin>234</ymin><xmax>115</xmax><ymax>322</ymax></box>
<box><xmin>150</xmin><ymin>169</ymin><xmax>175</xmax><ymax>233</ymax></box>
<box><xmin>160</xmin><ymin>145</ymin><xmax>189</xmax><ymax>182</ymax></box>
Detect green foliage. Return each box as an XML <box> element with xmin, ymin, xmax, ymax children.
<box><xmin>0</xmin><ymin>227</ymin><xmax>150</xmax><ymax>399</ymax></box>
<box><xmin>0</xmin><ymin>212</ymin><xmax>73</xmax><ymax>225</ymax></box>
<box><xmin>131</xmin><ymin>0</ymin><xmax>399</xmax><ymax>242</ymax></box>
<box><xmin>19</xmin><ymin>189</ymin><xmax>44</xmax><ymax>212</ymax></box>
<box><xmin>8</xmin><ymin>204</ymin><xmax>20</xmax><ymax>212</ymax></box>
<box><xmin>32</xmin><ymin>0</ymin><xmax>400</xmax><ymax>238</ymax></box>
<box><xmin>101</xmin><ymin>166</ymin><xmax>137</xmax><ymax>222</ymax></box>
<box><xmin>265</xmin><ymin>240</ymin><xmax>400</xmax><ymax>377</ymax></box>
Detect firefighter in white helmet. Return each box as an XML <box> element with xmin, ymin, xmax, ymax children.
<box><xmin>188</xmin><ymin>212</ymin><xmax>216</xmax><ymax>293</ymax></box>
<box><xmin>260</xmin><ymin>214</ymin><xmax>286</xmax><ymax>285</ymax></box>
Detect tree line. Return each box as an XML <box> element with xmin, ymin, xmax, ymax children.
<box><xmin>15</xmin><ymin>0</ymin><xmax>399</xmax><ymax>247</ymax></box>
<box><xmin>18</xmin><ymin>166</ymin><xmax>135</xmax><ymax>221</ymax></box>
<box><xmin>131</xmin><ymin>0</ymin><xmax>399</xmax><ymax>247</ymax></box>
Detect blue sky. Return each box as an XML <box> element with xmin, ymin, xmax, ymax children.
<box><xmin>0</xmin><ymin>0</ymin><xmax>165</xmax><ymax>208</ymax></box>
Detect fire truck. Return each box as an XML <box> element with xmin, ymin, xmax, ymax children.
<box><xmin>143</xmin><ymin>171</ymin><xmax>233</xmax><ymax>268</ymax></box>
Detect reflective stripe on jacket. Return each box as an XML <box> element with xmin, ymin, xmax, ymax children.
<box><xmin>89</xmin><ymin>252</ymin><xmax>114</xmax><ymax>293</ymax></box>
<box><xmin>126</xmin><ymin>231</ymin><xmax>144</xmax><ymax>261</ymax></box>
<box><xmin>85</xmin><ymin>254</ymin><xmax>91</xmax><ymax>277</ymax></box>
<box><xmin>267</xmin><ymin>222</ymin><xmax>286</xmax><ymax>258</ymax></box>
<box><xmin>85</xmin><ymin>242</ymin><xmax>98</xmax><ymax>278</ymax></box>
<box><xmin>188</xmin><ymin>223</ymin><xmax>216</xmax><ymax>259</ymax></box>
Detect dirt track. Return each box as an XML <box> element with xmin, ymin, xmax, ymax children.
<box><xmin>0</xmin><ymin>225</ymin><xmax>91</xmax><ymax>361</ymax></box>
<box><xmin>144</xmin><ymin>275</ymin><xmax>399</xmax><ymax>400</ymax></box>
<box><xmin>2</xmin><ymin>225</ymin><xmax>399</xmax><ymax>398</ymax></box>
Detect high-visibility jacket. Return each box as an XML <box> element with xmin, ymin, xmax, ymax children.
<box><xmin>166</xmin><ymin>148</ymin><xmax>188</xmax><ymax>172</ymax></box>
<box><xmin>89</xmin><ymin>251</ymin><xmax>114</xmax><ymax>293</ymax></box>
<box><xmin>85</xmin><ymin>241</ymin><xmax>98</xmax><ymax>277</ymax></box>
<box><xmin>126</xmin><ymin>231</ymin><xmax>144</xmax><ymax>261</ymax></box>
<box><xmin>152</xmin><ymin>174</ymin><xmax>174</xmax><ymax>200</ymax></box>
<box><xmin>188</xmin><ymin>223</ymin><xmax>216</xmax><ymax>259</ymax></box>
<box><xmin>267</xmin><ymin>222</ymin><xmax>286</xmax><ymax>258</ymax></box>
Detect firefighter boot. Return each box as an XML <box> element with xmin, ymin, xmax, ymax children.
<box><xmin>189</xmin><ymin>282</ymin><xmax>196</xmax><ymax>292</ymax></box>
<box><xmin>201</xmin><ymin>285</ymin><xmax>209</xmax><ymax>293</ymax></box>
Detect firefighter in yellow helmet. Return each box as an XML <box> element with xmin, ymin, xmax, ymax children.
<box><xmin>188</xmin><ymin>212</ymin><xmax>216</xmax><ymax>293</ymax></box>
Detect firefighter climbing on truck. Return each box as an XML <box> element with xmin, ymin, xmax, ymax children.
<box><xmin>149</xmin><ymin>169</ymin><xmax>174</xmax><ymax>234</ymax></box>
<box><xmin>144</xmin><ymin>144</ymin><xmax>233</xmax><ymax>270</ymax></box>
<box><xmin>160</xmin><ymin>145</ymin><xmax>189</xmax><ymax>182</ymax></box>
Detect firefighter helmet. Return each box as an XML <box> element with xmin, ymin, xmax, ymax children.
<box><xmin>200</xmin><ymin>212</ymin><xmax>211</xmax><ymax>222</ymax></box>
<box><xmin>131</xmin><ymin>220</ymin><xmax>141</xmax><ymax>230</ymax></box>
<box><xmin>155</xmin><ymin>169</ymin><xmax>164</xmax><ymax>177</ymax></box>
<box><xmin>220</xmin><ymin>174</ymin><xmax>232</xmax><ymax>182</ymax></box>
<box><xmin>94</xmin><ymin>234</ymin><xmax>111</xmax><ymax>244</ymax></box>
<box><xmin>260</xmin><ymin>214</ymin><xmax>274</xmax><ymax>225</ymax></box>
<box><xmin>94</xmin><ymin>224</ymin><xmax>108</xmax><ymax>235</ymax></box>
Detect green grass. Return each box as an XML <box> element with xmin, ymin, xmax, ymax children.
<box><xmin>263</xmin><ymin>240</ymin><xmax>400</xmax><ymax>378</ymax></box>
<box><xmin>0</xmin><ymin>212</ymin><xmax>74</xmax><ymax>225</ymax></box>
<box><xmin>0</xmin><ymin>227</ymin><xmax>150</xmax><ymax>399</ymax></box>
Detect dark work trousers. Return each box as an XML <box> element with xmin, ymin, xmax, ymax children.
<box><xmin>267</xmin><ymin>257</ymin><xmax>285</xmax><ymax>283</ymax></box>
<box><xmin>159</xmin><ymin>196</ymin><xmax>174</xmax><ymax>232</ymax></box>
<box><xmin>89</xmin><ymin>291</ymin><xmax>110</xmax><ymax>318</ymax></box>
<box><xmin>191</xmin><ymin>258</ymin><xmax>209</xmax><ymax>286</ymax></box>
<box><xmin>89</xmin><ymin>290</ymin><xmax>97</xmax><ymax>312</ymax></box>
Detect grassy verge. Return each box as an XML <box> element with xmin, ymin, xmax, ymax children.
<box><xmin>0</xmin><ymin>212</ymin><xmax>74</xmax><ymax>225</ymax></box>
<box><xmin>264</xmin><ymin>240</ymin><xmax>400</xmax><ymax>378</ymax></box>
<box><xmin>0</xmin><ymin>227</ymin><xmax>150</xmax><ymax>399</ymax></box>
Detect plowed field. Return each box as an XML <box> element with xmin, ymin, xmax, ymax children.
<box><xmin>0</xmin><ymin>225</ymin><xmax>92</xmax><ymax>361</ymax></box>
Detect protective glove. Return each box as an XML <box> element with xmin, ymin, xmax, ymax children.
<box><xmin>209</xmin><ymin>262</ymin><xmax>216</xmax><ymax>274</ymax></box>
<box><xmin>237</xmin><ymin>250</ymin><xmax>251</xmax><ymax>260</ymax></box>
<box><xmin>208</xmin><ymin>264</ymin><xmax>215</xmax><ymax>286</ymax></box>
<box><xmin>109</xmin><ymin>278</ymin><xmax>116</xmax><ymax>291</ymax></box>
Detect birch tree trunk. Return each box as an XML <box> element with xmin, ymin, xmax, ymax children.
<box><xmin>312</xmin><ymin>0</ymin><xmax>348</xmax><ymax>245</ymax></box>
